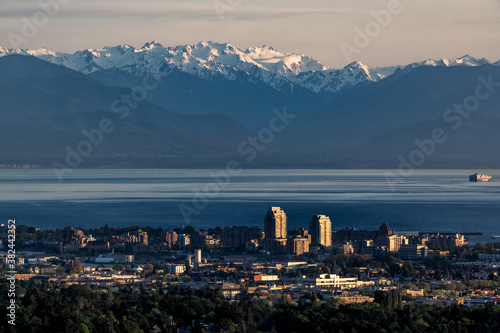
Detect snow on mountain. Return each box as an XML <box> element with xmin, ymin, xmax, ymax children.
<box><xmin>1</xmin><ymin>43</ymin><xmax>498</xmax><ymax>94</ymax></box>
<box><xmin>372</xmin><ymin>55</ymin><xmax>498</xmax><ymax>77</ymax></box>
<box><xmin>0</xmin><ymin>46</ymin><xmax>10</xmax><ymax>57</ymax></box>
<box><xmin>404</xmin><ymin>55</ymin><xmax>493</xmax><ymax>72</ymax></box>
<box><xmin>345</xmin><ymin>61</ymin><xmax>383</xmax><ymax>82</ymax></box>
<box><xmin>291</xmin><ymin>61</ymin><xmax>383</xmax><ymax>93</ymax></box>
<box><xmin>244</xmin><ymin>45</ymin><xmax>326</xmax><ymax>77</ymax></box>
<box><xmin>0</xmin><ymin>41</ymin><xmax>424</xmax><ymax>94</ymax></box>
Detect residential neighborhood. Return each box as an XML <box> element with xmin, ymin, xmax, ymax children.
<box><xmin>3</xmin><ymin>208</ymin><xmax>500</xmax><ymax>314</ymax></box>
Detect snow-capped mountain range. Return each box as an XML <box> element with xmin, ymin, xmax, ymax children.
<box><xmin>0</xmin><ymin>41</ymin><xmax>498</xmax><ymax>94</ymax></box>
<box><xmin>407</xmin><ymin>54</ymin><xmax>492</xmax><ymax>68</ymax></box>
<box><xmin>376</xmin><ymin>55</ymin><xmax>499</xmax><ymax>76</ymax></box>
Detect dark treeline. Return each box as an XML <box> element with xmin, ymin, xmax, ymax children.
<box><xmin>1</xmin><ymin>281</ymin><xmax>500</xmax><ymax>333</ymax></box>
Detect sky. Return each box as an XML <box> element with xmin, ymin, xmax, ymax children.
<box><xmin>0</xmin><ymin>0</ymin><xmax>499</xmax><ymax>68</ymax></box>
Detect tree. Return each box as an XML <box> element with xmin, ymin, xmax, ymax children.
<box><xmin>402</xmin><ymin>262</ymin><xmax>415</xmax><ymax>278</ymax></box>
<box><xmin>143</xmin><ymin>264</ymin><xmax>154</xmax><ymax>276</ymax></box>
<box><xmin>331</xmin><ymin>260</ymin><xmax>338</xmax><ymax>273</ymax></box>
<box><xmin>73</xmin><ymin>260</ymin><xmax>83</xmax><ymax>274</ymax></box>
<box><xmin>184</xmin><ymin>225</ymin><xmax>196</xmax><ymax>236</ymax></box>
<box><xmin>185</xmin><ymin>261</ymin><xmax>192</xmax><ymax>275</ymax></box>
<box><xmin>125</xmin><ymin>243</ymin><xmax>133</xmax><ymax>254</ymax></box>
<box><xmin>435</xmin><ymin>262</ymin><xmax>443</xmax><ymax>280</ymax></box>
<box><xmin>388</xmin><ymin>263</ymin><xmax>400</xmax><ymax>277</ymax></box>
<box><xmin>215</xmin><ymin>318</ymin><xmax>237</xmax><ymax>333</ymax></box>
<box><xmin>374</xmin><ymin>290</ymin><xmax>402</xmax><ymax>310</ymax></box>
<box><xmin>103</xmin><ymin>224</ymin><xmax>112</xmax><ymax>241</ymax></box>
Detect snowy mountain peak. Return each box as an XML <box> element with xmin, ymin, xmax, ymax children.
<box><xmin>10</xmin><ymin>43</ymin><xmax>497</xmax><ymax>95</ymax></box>
<box><xmin>344</xmin><ymin>61</ymin><xmax>382</xmax><ymax>81</ymax></box>
<box><xmin>244</xmin><ymin>45</ymin><xmax>326</xmax><ymax>77</ymax></box>
<box><xmin>101</xmin><ymin>44</ymin><xmax>135</xmax><ymax>54</ymax></box>
<box><xmin>195</xmin><ymin>41</ymin><xmax>238</xmax><ymax>55</ymax></box>
<box><xmin>454</xmin><ymin>54</ymin><xmax>491</xmax><ymax>66</ymax></box>
<box><xmin>141</xmin><ymin>41</ymin><xmax>164</xmax><ymax>49</ymax></box>
<box><xmin>345</xmin><ymin>61</ymin><xmax>371</xmax><ymax>71</ymax></box>
<box><xmin>0</xmin><ymin>42</ymin><xmax>386</xmax><ymax>94</ymax></box>
<box><xmin>0</xmin><ymin>46</ymin><xmax>59</xmax><ymax>58</ymax></box>
<box><xmin>28</xmin><ymin>48</ymin><xmax>58</xmax><ymax>56</ymax></box>
<box><xmin>262</xmin><ymin>45</ymin><xmax>277</xmax><ymax>52</ymax></box>
<box><xmin>405</xmin><ymin>54</ymin><xmax>492</xmax><ymax>71</ymax></box>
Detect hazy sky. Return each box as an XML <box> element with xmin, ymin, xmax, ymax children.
<box><xmin>1</xmin><ymin>0</ymin><xmax>499</xmax><ymax>68</ymax></box>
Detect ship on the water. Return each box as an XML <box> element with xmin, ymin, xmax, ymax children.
<box><xmin>469</xmin><ymin>173</ymin><xmax>492</xmax><ymax>182</ymax></box>
<box><xmin>457</xmin><ymin>234</ymin><xmax>468</xmax><ymax>246</ymax></box>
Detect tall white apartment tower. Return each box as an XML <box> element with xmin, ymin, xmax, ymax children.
<box><xmin>264</xmin><ymin>207</ymin><xmax>287</xmax><ymax>239</ymax></box>
<box><xmin>309</xmin><ymin>215</ymin><xmax>332</xmax><ymax>247</ymax></box>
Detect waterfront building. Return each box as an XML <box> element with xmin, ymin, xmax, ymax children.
<box><xmin>162</xmin><ymin>231</ymin><xmax>178</xmax><ymax>247</ymax></box>
<box><xmin>178</xmin><ymin>234</ymin><xmax>191</xmax><ymax>249</ymax></box>
<box><xmin>287</xmin><ymin>228</ymin><xmax>311</xmax><ymax>255</ymax></box>
<box><xmin>221</xmin><ymin>226</ymin><xmax>264</xmax><ymax>248</ymax></box>
<box><xmin>340</xmin><ymin>242</ymin><xmax>355</xmax><ymax>254</ymax></box>
<box><xmin>382</xmin><ymin>235</ymin><xmax>408</xmax><ymax>252</ymax></box>
<box><xmin>264</xmin><ymin>207</ymin><xmax>287</xmax><ymax>239</ymax></box>
<box><xmin>112</xmin><ymin>229</ymin><xmax>148</xmax><ymax>245</ymax></box>
<box><xmin>264</xmin><ymin>207</ymin><xmax>287</xmax><ymax>253</ymax></box>
<box><xmin>309</xmin><ymin>215</ymin><xmax>332</xmax><ymax>247</ymax></box>
<box><xmin>55</xmin><ymin>226</ymin><xmax>84</xmax><ymax>241</ymax></box>
<box><xmin>137</xmin><ymin>229</ymin><xmax>148</xmax><ymax>245</ymax></box>
<box><xmin>398</xmin><ymin>244</ymin><xmax>428</xmax><ymax>260</ymax></box>
<box><xmin>263</xmin><ymin>238</ymin><xmax>287</xmax><ymax>254</ymax></box>
<box><xmin>288</xmin><ymin>236</ymin><xmax>310</xmax><ymax>255</ymax></box>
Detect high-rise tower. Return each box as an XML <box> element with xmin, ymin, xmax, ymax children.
<box><xmin>264</xmin><ymin>207</ymin><xmax>287</xmax><ymax>239</ymax></box>
<box><xmin>263</xmin><ymin>207</ymin><xmax>288</xmax><ymax>253</ymax></box>
<box><xmin>309</xmin><ymin>215</ymin><xmax>332</xmax><ymax>247</ymax></box>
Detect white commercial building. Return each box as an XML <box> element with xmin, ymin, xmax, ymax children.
<box><xmin>168</xmin><ymin>264</ymin><xmax>186</xmax><ymax>275</ymax></box>
<box><xmin>302</xmin><ymin>274</ymin><xmax>358</xmax><ymax>289</ymax></box>
<box><xmin>194</xmin><ymin>249</ymin><xmax>202</xmax><ymax>264</ymax></box>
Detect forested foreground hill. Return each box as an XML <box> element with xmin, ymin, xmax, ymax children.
<box><xmin>1</xmin><ymin>282</ymin><xmax>500</xmax><ymax>333</ymax></box>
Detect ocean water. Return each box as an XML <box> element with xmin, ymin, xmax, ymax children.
<box><xmin>1</xmin><ymin>169</ymin><xmax>499</xmax><ymax>244</ymax></box>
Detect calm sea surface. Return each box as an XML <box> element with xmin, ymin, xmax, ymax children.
<box><xmin>1</xmin><ymin>169</ymin><xmax>499</xmax><ymax>244</ymax></box>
